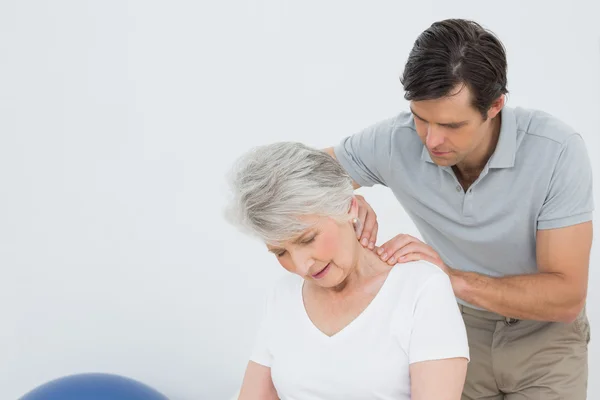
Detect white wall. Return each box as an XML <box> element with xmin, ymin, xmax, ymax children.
<box><xmin>1</xmin><ymin>1</ymin><xmax>598</xmax><ymax>399</ymax></box>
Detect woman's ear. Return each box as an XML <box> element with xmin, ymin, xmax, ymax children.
<box><xmin>348</xmin><ymin>196</ymin><xmax>359</xmax><ymax>219</ymax></box>
<box><xmin>349</xmin><ymin>196</ymin><xmax>362</xmax><ymax>235</ymax></box>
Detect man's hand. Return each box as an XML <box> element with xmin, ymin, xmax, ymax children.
<box><xmin>354</xmin><ymin>194</ymin><xmax>379</xmax><ymax>250</ymax></box>
<box><xmin>322</xmin><ymin>148</ymin><xmax>378</xmax><ymax>249</ymax></box>
<box><xmin>376</xmin><ymin>234</ymin><xmax>451</xmax><ymax>275</ymax></box>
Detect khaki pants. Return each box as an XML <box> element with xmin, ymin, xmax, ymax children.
<box><xmin>459</xmin><ymin>304</ymin><xmax>590</xmax><ymax>400</ymax></box>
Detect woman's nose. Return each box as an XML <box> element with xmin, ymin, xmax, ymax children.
<box><xmin>291</xmin><ymin>251</ymin><xmax>315</xmax><ymax>276</ymax></box>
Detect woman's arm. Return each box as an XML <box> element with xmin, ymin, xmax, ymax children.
<box><xmin>398</xmin><ymin>266</ymin><xmax>470</xmax><ymax>399</ymax></box>
<box><xmin>410</xmin><ymin>357</ymin><xmax>468</xmax><ymax>400</ymax></box>
<box><xmin>238</xmin><ymin>361</ymin><xmax>279</xmax><ymax>400</ymax></box>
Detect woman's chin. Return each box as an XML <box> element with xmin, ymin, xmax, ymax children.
<box><xmin>312</xmin><ymin>271</ymin><xmax>350</xmax><ymax>292</ymax></box>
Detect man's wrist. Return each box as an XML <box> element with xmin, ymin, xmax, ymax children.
<box><xmin>449</xmin><ymin>268</ymin><xmax>471</xmax><ymax>301</ymax></box>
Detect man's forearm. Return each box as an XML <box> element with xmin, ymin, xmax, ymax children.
<box><xmin>450</xmin><ymin>269</ymin><xmax>585</xmax><ymax>323</ymax></box>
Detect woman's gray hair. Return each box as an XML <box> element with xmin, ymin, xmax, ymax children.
<box><xmin>225</xmin><ymin>142</ymin><xmax>354</xmax><ymax>245</ymax></box>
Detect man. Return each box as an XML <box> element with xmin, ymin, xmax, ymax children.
<box><xmin>324</xmin><ymin>19</ymin><xmax>594</xmax><ymax>399</ymax></box>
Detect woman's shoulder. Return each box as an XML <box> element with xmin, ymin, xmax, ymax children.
<box><xmin>388</xmin><ymin>259</ymin><xmax>449</xmax><ymax>287</ymax></box>
<box><xmin>384</xmin><ymin>260</ymin><xmax>453</xmax><ymax>305</ymax></box>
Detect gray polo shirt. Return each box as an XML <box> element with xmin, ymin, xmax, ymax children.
<box><xmin>334</xmin><ymin>106</ymin><xmax>594</xmax><ymax>307</ymax></box>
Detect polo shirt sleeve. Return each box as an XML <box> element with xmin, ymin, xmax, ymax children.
<box><xmin>537</xmin><ymin>134</ymin><xmax>594</xmax><ymax>230</ymax></box>
<box><xmin>404</xmin><ymin>271</ymin><xmax>470</xmax><ymax>365</ymax></box>
<box><xmin>249</xmin><ymin>289</ymin><xmax>275</xmax><ymax>367</ymax></box>
<box><xmin>333</xmin><ymin>118</ymin><xmax>393</xmax><ymax>187</ymax></box>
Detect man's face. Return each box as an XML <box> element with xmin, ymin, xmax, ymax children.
<box><xmin>410</xmin><ymin>85</ymin><xmax>501</xmax><ymax>168</ymax></box>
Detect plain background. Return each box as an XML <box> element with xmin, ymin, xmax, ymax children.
<box><xmin>1</xmin><ymin>1</ymin><xmax>599</xmax><ymax>399</ymax></box>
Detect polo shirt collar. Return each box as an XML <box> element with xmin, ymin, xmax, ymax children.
<box><xmin>420</xmin><ymin>106</ymin><xmax>517</xmax><ymax>169</ymax></box>
<box><xmin>420</xmin><ymin>144</ymin><xmax>434</xmax><ymax>163</ymax></box>
<box><xmin>488</xmin><ymin>106</ymin><xmax>517</xmax><ymax>169</ymax></box>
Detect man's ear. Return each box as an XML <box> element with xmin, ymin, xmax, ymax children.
<box><xmin>487</xmin><ymin>94</ymin><xmax>505</xmax><ymax>119</ymax></box>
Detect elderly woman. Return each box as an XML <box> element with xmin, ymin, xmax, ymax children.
<box><xmin>226</xmin><ymin>142</ymin><xmax>469</xmax><ymax>400</ymax></box>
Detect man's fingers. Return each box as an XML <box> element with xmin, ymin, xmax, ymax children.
<box><xmin>367</xmin><ymin>223</ymin><xmax>378</xmax><ymax>250</ymax></box>
<box><xmin>394</xmin><ymin>242</ymin><xmax>438</xmax><ymax>260</ymax></box>
<box><xmin>391</xmin><ymin>252</ymin><xmax>422</xmax><ymax>264</ymax></box>
<box><xmin>354</xmin><ymin>195</ymin><xmax>378</xmax><ymax>247</ymax></box>
<box><xmin>360</xmin><ymin>212</ymin><xmax>377</xmax><ymax>247</ymax></box>
<box><xmin>378</xmin><ymin>234</ymin><xmax>416</xmax><ymax>261</ymax></box>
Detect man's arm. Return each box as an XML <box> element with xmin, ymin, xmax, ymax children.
<box><xmin>379</xmin><ymin>221</ymin><xmax>592</xmax><ymax>322</ymax></box>
<box><xmin>451</xmin><ymin>221</ymin><xmax>592</xmax><ymax>322</ymax></box>
<box><xmin>323</xmin><ymin>147</ymin><xmax>361</xmax><ymax>189</ymax></box>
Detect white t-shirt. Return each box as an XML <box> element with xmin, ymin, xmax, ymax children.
<box><xmin>250</xmin><ymin>260</ymin><xmax>469</xmax><ymax>400</ymax></box>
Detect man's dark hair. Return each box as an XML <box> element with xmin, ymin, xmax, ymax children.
<box><xmin>400</xmin><ymin>19</ymin><xmax>508</xmax><ymax>119</ymax></box>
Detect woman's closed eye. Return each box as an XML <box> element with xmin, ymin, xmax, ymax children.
<box><xmin>271</xmin><ymin>234</ymin><xmax>318</xmax><ymax>257</ymax></box>
<box><xmin>301</xmin><ymin>235</ymin><xmax>316</xmax><ymax>244</ymax></box>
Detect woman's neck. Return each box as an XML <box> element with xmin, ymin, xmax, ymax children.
<box><xmin>329</xmin><ymin>245</ymin><xmax>391</xmax><ymax>295</ymax></box>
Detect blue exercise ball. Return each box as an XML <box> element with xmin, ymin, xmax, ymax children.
<box><xmin>20</xmin><ymin>373</ymin><xmax>169</xmax><ymax>400</ymax></box>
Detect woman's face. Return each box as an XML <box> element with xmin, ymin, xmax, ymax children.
<box><xmin>266</xmin><ymin>215</ymin><xmax>360</xmax><ymax>288</ymax></box>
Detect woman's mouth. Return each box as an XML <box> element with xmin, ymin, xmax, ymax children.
<box><xmin>311</xmin><ymin>263</ymin><xmax>331</xmax><ymax>280</ymax></box>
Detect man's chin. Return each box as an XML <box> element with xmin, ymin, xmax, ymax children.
<box><xmin>430</xmin><ymin>154</ymin><xmax>457</xmax><ymax>167</ymax></box>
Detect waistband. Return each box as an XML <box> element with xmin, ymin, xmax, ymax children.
<box><xmin>458</xmin><ymin>303</ymin><xmax>588</xmax><ymax>327</ymax></box>
<box><xmin>458</xmin><ymin>304</ymin><xmax>520</xmax><ymax>325</ymax></box>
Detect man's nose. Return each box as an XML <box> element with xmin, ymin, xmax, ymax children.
<box><xmin>426</xmin><ymin>124</ymin><xmax>445</xmax><ymax>149</ymax></box>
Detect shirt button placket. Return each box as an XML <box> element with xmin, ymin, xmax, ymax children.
<box><xmin>463</xmin><ymin>188</ymin><xmax>474</xmax><ymax>216</ymax></box>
